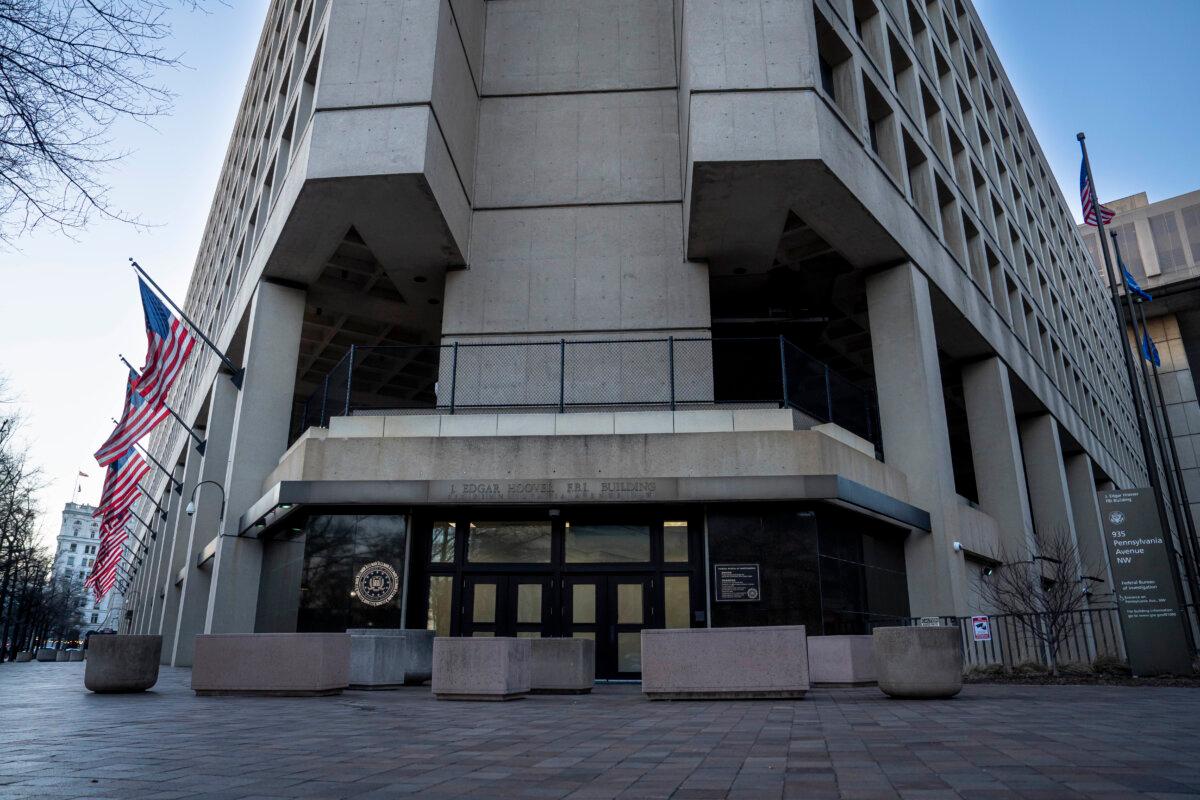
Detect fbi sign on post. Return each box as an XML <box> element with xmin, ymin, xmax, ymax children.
<box><xmin>1100</xmin><ymin>489</ymin><xmax>1192</xmax><ymax>675</ymax></box>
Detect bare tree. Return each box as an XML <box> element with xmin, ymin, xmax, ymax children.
<box><xmin>0</xmin><ymin>0</ymin><xmax>206</xmax><ymax>244</ymax></box>
<box><xmin>978</xmin><ymin>527</ymin><xmax>1092</xmax><ymax>675</ymax></box>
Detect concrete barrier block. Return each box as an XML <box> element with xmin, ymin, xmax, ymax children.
<box><xmin>35</xmin><ymin>648</ymin><xmax>57</xmax><ymax>662</ymax></box>
<box><xmin>432</xmin><ymin>637</ymin><xmax>530</xmax><ymax>701</ymax></box>
<box><xmin>68</xmin><ymin>650</ymin><xmax>85</xmax><ymax>662</ymax></box>
<box><xmin>530</xmin><ymin>637</ymin><xmax>594</xmax><ymax>693</ymax></box>
<box><xmin>55</xmin><ymin>650</ymin><xmax>71</xmax><ymax>662</ymax></box>
<box><xmin>347</xmin><ymin>629</ymin><xmax>434</xmax><ymax>689</ymax></box>
<box><xmin>192</xmin><ymin>634</ymin><xmax>350</xmax><ymax>696</ymax></box>
<box><xmin>15</xmin><ymin>651</ymin><xmax>32</xmax><ymax>662</ymax></box>
<box><xmin>84</xmin><ymin>636</ymin><xmax>162</xmax><ymax>693</ymax></box>
<box><xmin>641</xmin><ymin>626</ymin><xmax>809</xmax><ymax>700</ymax></box>
<box><xmin>873</xmin><ymin>626</ymin><xmax>963</xmax><ymax>699</ymax></box>
<box><xmin>808</xmin><ymin>635</ymin><xmax>876</xmax><ymax>686</ymax></box>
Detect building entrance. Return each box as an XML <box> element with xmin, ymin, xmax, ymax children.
<box><xmin>408</xmin><ymin>509</ymin><xmax>703</xmax><ymax>679</ymax></box>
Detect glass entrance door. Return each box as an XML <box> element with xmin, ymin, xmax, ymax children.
<box><xmin>565</xmin><ymin>575</ymin><xmax>654</xmax><ymax>679</ymax></box>
<box><xmin>461</xmin><ymin>575</ymin><xmax>553</xmax><ymax>638</ymax></box>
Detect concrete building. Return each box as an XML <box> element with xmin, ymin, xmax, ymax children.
<box><xmin>1078</xmin><ymin>189</ymin><xmax>1200</xmax><ymax>534</ymax></box>
<box><xmin>123</xmin><ymin>0</ymin><xmax>1146</xmax><ymax>678</ymax></box>
<box><xmin>52</xmin><ymin>502</ymin><xmax>123</xmax><ymax>637</ymax></box>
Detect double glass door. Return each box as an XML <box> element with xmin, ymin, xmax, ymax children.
<box><xmin>564</xmin><ymin>576</ymin><xmax>652</xmax><ymax>678</ymax></box>
<box><xmin>461</xmin><ymin>575</ymin><xmax>553</xmax><ymax>638</ymax></box>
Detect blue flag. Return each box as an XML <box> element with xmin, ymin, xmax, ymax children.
<box><xmin>1142</xmin><ymin>331</ymin><xmax>1161</xmax><ymax>368</ymax></box>
<box><xmin>1120</xmin><ymin>258</ymin><xmax>1152</xmax><ymax>301</ymax></box>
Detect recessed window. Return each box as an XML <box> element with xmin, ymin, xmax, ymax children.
<box><xmin>664</xmin><ymin>522</ymin><xmax>690</xmax><ymax>562</ymax></box>
<box><xmin>565</xmin><ymin>524</ymin><xmax>650</xmax><ymax>563</ymax></box>
<box><xmin>467</xmin><ymin>521</ymin><xmax>552</xmax><ymax>563</ymax></box>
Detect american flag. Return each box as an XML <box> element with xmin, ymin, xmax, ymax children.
<box><xmin>85</xmin><ymin>523</ymin><xmax>129</xmax><ymax>600</ymax></box>
<box><xmin>93</xmin><ymin>449</ymin><xmax>149</xmax><ymax>520</ymax></box>
<box><xmin>94</xmin><ymin>370</ymin><xmax>170</xmax><ymax>466</ymax></box>
<box><xmin>1080</xmin><ymin>158</ymin><xmax>1115</xmax><ymax>227</ymax></box>
<box><xmin>132</xmin><ymin>277</ymin><xmax>195</xmax><ymax>405</ymax></box>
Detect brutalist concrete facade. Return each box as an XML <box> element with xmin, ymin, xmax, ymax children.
<box><xmin>122</xmin><ymin>0</ymin><xmax>1146</xmax><ymax>666</ymax></box>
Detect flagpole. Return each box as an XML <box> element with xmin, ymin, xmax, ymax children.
<box><xmin>133</xmin><ymin>442</ymin><xmax>183</xmax><ymax>494</ymax></box>
<box><xmin>128</xmin><ymin>509</ymin><xmax>158</xmax><ymax>542</ymax></box>
<box><xmin>1124</xmin><ymin>285</ymin><xmax>1200</xmax><ymax>604</ymax></box>
<box><xmin>1079</xmin><ymin>133</ymin><xmax>1194</xmax><ymax>651</ymax></box>
<box><xmin>129</xmin><ymin>259</ymin><xmax>244</xmax><ymax>389</ymax></box>
<box><xmin>1136</xmin><ymin>300</ymin><xmax>1200</xmax><ymax>591</ymax></box>
<box><xmin>119</xmin><ymin>355</ymin><xmax>207</xmax><ymax>455</ymax></box>
<box><xmin>136</xmin><ymin>484</ymin><xmax>169</xmax><ymax>521</ymax></box>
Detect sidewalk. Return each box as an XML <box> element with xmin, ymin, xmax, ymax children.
<box><xmin>2</xmin><ymin>662</ymin><xmax>1199</xmax><ymax>799</ymax></box>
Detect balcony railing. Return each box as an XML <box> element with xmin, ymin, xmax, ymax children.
<box><xmin>291</xmin><ymin>337</ymin><xmax>881</xmax><ymax>453</ymax></box>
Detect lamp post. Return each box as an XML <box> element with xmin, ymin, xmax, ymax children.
<box><xmin>186</xmin><ymin>480</ymin><xmax>226</xmax><ymax>528</ymax></box>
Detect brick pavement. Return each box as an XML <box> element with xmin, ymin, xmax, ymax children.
<box><xmin>2</xmin><ymin>663</ymin><xmax>1199</xmax><ymax>800</ymax></box>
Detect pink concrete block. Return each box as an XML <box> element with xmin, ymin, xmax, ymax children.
<box><xmin>191</xmin><ymin>633</ymin><xmax>350</xmax><ymax>696</ymax></box>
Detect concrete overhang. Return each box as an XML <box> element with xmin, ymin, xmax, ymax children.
<box><xmin>237</xmin><ymin>473</ymin><xmax>931</xmax><ymax>538</ymax></box>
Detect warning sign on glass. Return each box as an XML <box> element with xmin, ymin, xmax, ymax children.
<box><xmin>713</xmin><ymin>564</ymin><xmax>761</xmax><ymax>602</ymax></box>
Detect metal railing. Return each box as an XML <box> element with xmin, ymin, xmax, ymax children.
<box><xmin>291</xmin><ymin>336</ymin><xmax>882</xmax><ymax>450</ymax></box>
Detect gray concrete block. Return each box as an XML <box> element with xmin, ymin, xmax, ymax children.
<box><xmin>873</xmin><ymin>626</ymin><xmax>963</xmax><ymax>699</ymax></box>
<box><xmin>808</xmin><ymin>635</ymin><xmax>876</xmax><ymax>686</ymax></box>
<box><xmin>347</xmin><ymin>629</ymin><xmax>434</xmax><ymax>689</ymax></box>
<box><xmin>55</xmin><ymin>650</ymin><xmax>71</xmax><ymax>662</ymax></box>
<box><xmin>15</xmin><ymin>651</ymin><xmax>32</xmax><ymax>662</ymax></box>
<box><xmin>641</xmin><ymin>626</ymin><xmax>809</xmax><ymax>700</ymax></box>
<box><xmin>35</xmin><ymin>648</ymin><xmax>57</xmax><ymax>662</ymax></box>
<box><xmin>191</xmin><ymin>634</ymin><xmax>350</xmax><ymax>696</ymax></box>
<box><xmin>84</xmin><ymin>636</ymin><xmax>162</xmax><ymax>693</ymax></box>
<box><xmin>530</xmin><ymin>637</ymin><xmax>594</xmax><ymax>693</ymax></box>
<box><xmin>68</xmin><ymin>650</ymin><xmax>85</xmax><ymax>663</ymax></box>
<box><xmin>432</xmin><ymin>637</ymin><xmax>531</xmax><ymax>700</ymax></box>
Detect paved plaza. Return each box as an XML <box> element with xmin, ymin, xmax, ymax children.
<box><xmin>3</xmin><ymin>664</ymin><xmax>1200</xmax><ymax>800</ymax></box>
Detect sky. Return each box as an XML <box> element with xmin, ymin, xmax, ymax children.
<box><xmin>0</xmin><ymin>0</ymin><xmax>1197</xmax><ymax>548</ymax></box>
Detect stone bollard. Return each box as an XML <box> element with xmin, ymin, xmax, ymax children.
<box><xmin>68</xmin><ymin>650</ymin><xmax>85</xmax><ymax>662</ymax></box>
<box><xmin>641</xmin><ymin>626</ymin><xmax>810</xmax><ymax>700</ymax></box>
<box><xmin>530</xmin><ymin>637</ymin><xmax>595</xmax><ymax>694</ymax></box>
<box><xmin>15</xmin><ymin>652</ymin><xmax>33</xmax><ymax>663</ymax></box>
<box><xmin>84</xmin><ymin>636</ymin><xmax>162</xmax><ymax>693</ymax></box>
<box><xmin>35</xmin><ymin>648</ymin><xmax>57</xmax><ymax>662</ymax></box>
<box><xmin>873</xmin><ymin>626</ymin><xmax>962</xmax><ymax>699</ymax></box>
<box><xmin>347</xmin><ymin>629</ymin><xmax>434</xmax><ymax>689</ymax></box>
<box><xmin>432</xmin><ymin>638</ymin><xmax>531</xmax><ymax>700</ymax></box>
<box><xmin>56</xmin><ymin>650</ymin><xmax>71</xmax><ymax>662</ymax></box>
<box><xmin>808</xmin><ymin>635</ymin><xmax>876</xmax><ymax>686</ymax></box>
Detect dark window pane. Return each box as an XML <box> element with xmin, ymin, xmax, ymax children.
<box><xmin>564</xmin><ymin>523</ymin><xmax>650</xmax><ymax>563</ymax></box>
<box><xmin>430</xmin><ymin>521</ymin><xmax>456</xmax><ymax>563</ymax></box>
<box><xmin>1149</xmin><ymin>212</ymin><xmax>1186</xmax><ymax>272</ymax></box>
<box><xmin>467</xmin><ymin>521</ymin><xmax>552</xmax><ymax>563</ymax></box>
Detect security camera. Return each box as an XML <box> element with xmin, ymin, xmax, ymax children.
<box><xmin>185</xmin><ymin>501</ymin><xmax>196</xmax><ymax>517</ymax></box>
<box><xmin>952</xmin><ymin>541</ymin><xmax>963</xmax><ymax>552</ymax></box>
<box><xmin>981</xmin><ymin>565</ymin><xmax>994</xmax><ymax>577</ymax></box>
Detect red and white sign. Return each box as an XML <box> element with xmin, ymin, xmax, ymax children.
<box><xmin>972</xmin><ymin>615</ymin><xmax>992</xmax><ymax>642</ymax></box>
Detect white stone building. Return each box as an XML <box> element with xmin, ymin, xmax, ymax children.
<box><xmin>121</xmin><ymin>0</ymin><xmax>1159</xmax><ymax>677</ymax></box>
<box><xmin>52</xmin><ymin>502</ymin><xmax>123</xmax><ymax>637</ymax></box>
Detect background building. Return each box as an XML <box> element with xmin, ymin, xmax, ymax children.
<box><xmin>1078</xmin><ymin>189</ymin><xmax>1200</xmax><ymax>534</ymax></box>
<box><xmin>52</xmin><ymin>502</ymin><xmax>123</xmax><ymax>637</ymax></box>
<box><xmin>121</xmin><ymin>0</ymin><xmax>1151</xmax><ymax>676</ymax></box>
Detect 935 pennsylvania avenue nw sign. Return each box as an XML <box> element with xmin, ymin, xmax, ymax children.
<box><xmin>1099</xmin><ymin>489</ymin><xmax>1192</xmax><ymax>676</ymax></box>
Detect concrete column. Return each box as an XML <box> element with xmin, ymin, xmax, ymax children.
<box><xmin>1018</xmin><ymin>414</ymin><xmax>1080</xmax><ymax>545</ymax></box>
<box><xmin>158</xmin><ymin>452</ymin><xmax>201</xmax><ymax>663</ymax></box>
<box><xmin>139</xmin><ymin>484</ymin><xmax>176</xmax><ymax>634</ymax></box>
<box><xmin>866</xmin><ymin>262</ymin><xmax>966</xmax><ymax>616</ymax></box>
<box><xmin>145</xmin><ymin>482</ymin><xmax>180</xmax><ymax>635</ymax></box>
<box><xmin>1066</xmin><ymin>454</ymin><xmax>1112</xmax><ymax>590</ymax></box>
<box><xmin>171</xmin><ymin>377</ymin><xmax>238</xmax><ymax>667</ymax></box>
<box><xmin>962</xmin><ymin>356</ymin><xmax>1036</xmax><ymax>555</ymax></box>
<box><xmin>205</xmin><ymin>281</ymin><xmax>305</xmax><ymax>634</ymax></box>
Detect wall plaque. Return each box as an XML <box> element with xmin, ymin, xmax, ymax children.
<box><xmin>1099</xmin><ymin>489</ymin><xmax>1192</xmax><ymax>675</ymax></box>
<box><xmin>714</xmin><ymin>563</ymin><xmax>761</xmax><ymax>602</ymax></box>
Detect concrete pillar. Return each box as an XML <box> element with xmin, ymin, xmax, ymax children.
<box><xmin>205</xmin><ymin>281</ymin><xmax>305</xmax><ymax>634</ymax></box>
<box><xmin>158</xmin><ymin>453</ymin><xmax>201</xmax><ymax>663</ymax></box>
<box><xmin>1066</xmin><ymin>454</ymin><xmax>1112</xmax><ymax>590</ymax></box>
<box><xmin>962</xmin><ymin>356</ymin><xmax>1036</xmax><ymax>554</ymax></box>
<box><xmin>1018</xmin><ymin>414</ymin><xmax>1079</xmax><ymax>544</ymax></box>
<box><xmin>148</xmin><ymin>483</ymin><xmax>180</xmax><ymax>632</ymax></box>
<box><xmin>866</xmin><ymin>262</ymin><xmax>966</xmax><ymax>616</ymax></box>
<box><xmin>171</xmin><ymin>377</ymin><xmax>238</xmax><ymax>666</ymax></box>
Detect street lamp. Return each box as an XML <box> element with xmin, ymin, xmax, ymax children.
<box><xmin>185</xmin><ymin>480</ymin><xmax>226</xmax><ymax>524</ymax></box>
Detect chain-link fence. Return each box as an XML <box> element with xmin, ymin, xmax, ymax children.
<box><xmin>291</xmin><ymin>337</ymin><xmax>881</xmax><ymax>449</ymax></box>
